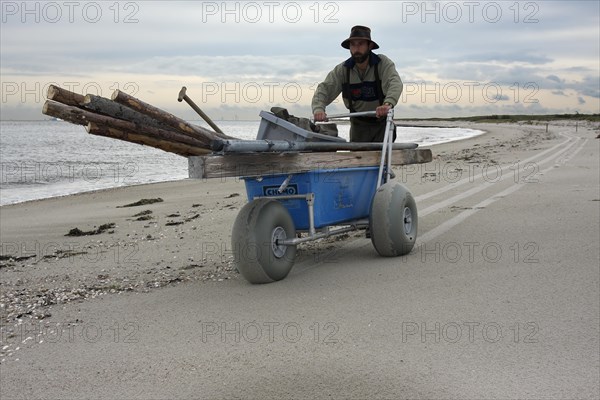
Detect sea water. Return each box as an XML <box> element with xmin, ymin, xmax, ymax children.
<box><xmin>0</xmin><ymin>120</ymin><xmax>483</xmax><ymax>205</ymax></box>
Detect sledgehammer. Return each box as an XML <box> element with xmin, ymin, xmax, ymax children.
<box><xmin>177</xmin><ymin>86</ymin><xmax>224</xmax><ymax>134</ymax></box>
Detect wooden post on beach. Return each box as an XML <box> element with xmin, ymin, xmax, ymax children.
<box><xmin>43</xmin><ymin>85</ymin><xmax>237</xmax><ymax>154</ymax></box>
<box><xmin>46</xmin><ymin>84</ymin><xmax>85</xmax><ymax>107</ymax></box>
<box><xmin>43</xmin><ymin>100</ymin><xmax>211</xmax><ymax>150</ymax></box>
<box><xmin>43</xmin><ymin>100</ymin><xmax>107</xmax><ymax>126</ymax></box>
<box><xmin>576</xmin><ymin>122</ymin><xmax>578</xmax><ymax>132</ymax></box>
<box><xmin>111</xmin><ymin>89</ymin><xmax>233</xmax><ymax>142</ymax></box>
<box><xmin>546</xmin><ymin>123</ymin><xmax>548</xmax><ymax>133</ymax></box>
<box><xmin>86</xmin><ymin>122</ymin><xmax>210</xmax><ymax>156</ymax></box>
<box><xmin>82</xmin><ymin>94</ymin><xmax>169</xmax><ymax>131</ymax></box>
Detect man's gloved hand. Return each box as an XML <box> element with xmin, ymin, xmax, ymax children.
<box><xmin>376</xmin><ymin>104</ymin><xmax>392</xmax><ymax>118</ymax></box>
<box><xmin>313</xmin><ymin>111</ymin><xmax>327</xmax><ymax>122</ymax></box>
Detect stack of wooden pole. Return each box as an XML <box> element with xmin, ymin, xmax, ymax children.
<box><xmin>42</xmin><ymin>85</ymin><xmax>235</xmax><ymax>156</ymax></box>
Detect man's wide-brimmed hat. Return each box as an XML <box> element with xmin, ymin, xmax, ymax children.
<box><xmin>341</xmin><ymin>25</ymin><xmax>379</xmax><ymax>49</ymax></box>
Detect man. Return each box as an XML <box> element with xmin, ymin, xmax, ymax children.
<box><xmin>312</xmin><ymin>25</ymin><xmax>403</xmax><ymax>142</ymax></box>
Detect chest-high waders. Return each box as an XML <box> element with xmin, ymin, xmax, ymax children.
<box><xmin>342</xmin><ymin>63</ymin><xmax>397</xmax><ymax>142</ymax></box>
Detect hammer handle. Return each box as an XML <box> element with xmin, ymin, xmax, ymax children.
<box><xmin>184</xmin><ymin>95</ymin><xmax>224</xmax><ymax>134</ymax></box>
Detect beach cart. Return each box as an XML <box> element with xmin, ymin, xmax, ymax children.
<box><xmin>189</xmin><ymin>109</ymin><xmax>431</xmax><ymax>284</ymax></box>
<box><xmin>39</xmin><ymin>85</ymin><xmax>430</xmax><ymax>283</ymax></box>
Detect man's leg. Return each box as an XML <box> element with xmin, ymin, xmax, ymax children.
<box><xmin>371</xmin><ymin>123</ymin><xmax>397</xmax><ymax>142</ymax></box>
<box><xmin>350</xmin><ymin>119</ymin><xmax>396</xmax><ymax>142</ymax></box>
<box><xmin>350</xmin><ymin>118</ymin><xmax>372</xmax><ymax>142</ymax></box>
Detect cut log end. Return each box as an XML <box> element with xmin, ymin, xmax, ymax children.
<box><xmin>46</xmin><ymin>85</ymin><xmax>59</xmax><ymax>100</ymax></box>
<box><xmin>45</xmin><ymin>84</ymin><xmax>85</xmax><ymax>106</ymax></box>
<box><xmin>110</xmin><ymin>89</ymin><xmax>121</xmax><ymax>101</ymax></box>
<box><xmin>44</xmin><ymin>85</ymin><xmax>232</xmax><ymax>156</ymax></box>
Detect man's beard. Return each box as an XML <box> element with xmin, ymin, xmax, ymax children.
<box><xmin>352</xmin><ymin>52</ymin><xmax>369</xmax><ymax>64</ymax></box>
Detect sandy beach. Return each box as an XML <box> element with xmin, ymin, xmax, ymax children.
<box><xmin>1</xmin><ymin>119</ymin><xmax>599</xmax><ymax>398</ymax></box>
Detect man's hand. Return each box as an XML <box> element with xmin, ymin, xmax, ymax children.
<box><xmin>376</xmin><ymin>104</ymin><xmax>392</xmax><ymax>118</ymax></box>
<box><xmin>313</xmin><ymin>111</ymin><xmax>327</xmax><ymax>122</ymax></box>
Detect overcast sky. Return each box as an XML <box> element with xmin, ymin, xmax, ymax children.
<box><xmin>1</xmin><ymin>0</ymin><xmax>598</xmax><ymax>120</ymax></box>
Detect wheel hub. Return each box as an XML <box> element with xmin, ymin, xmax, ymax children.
<box><xmin>271</xmin><ymin>226</ymin><xmax>288</xmax><ymax>258</ymax></box>
<box><xmin>403</xmin><ymin>207</ymin><xmax>413</xmax><ymax>235</ymax></box>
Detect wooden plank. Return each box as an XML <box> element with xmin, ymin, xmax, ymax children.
<box><xmin>188</xmin><ymin>149</ymin><xmax>433</xmax><ymax>179</ymax></box>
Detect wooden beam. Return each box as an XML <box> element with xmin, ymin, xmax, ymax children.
<box><xmin>82</xmin><ymin>94</ymin><xmax>169</xmax><ymax>131</ymax></box>
<box><xmin>188</xmin><ymin>149</ymin><xmax>433</xmax><ymax>179</ymax></box>
<box><xmin>43</xmin><ymin>100</ymin><xmax>103</xmax><ymax>126</ymax></box>
<box><xmin>43</xmin><ymin>100</ymin><xmax>210</xmax><ymax>149</ymax></box>
<box><xmin>46</xmin><ymin>84</ymin><xmax>85</xmax><ymax>107</ymax></box>
<box><xmin>111</xmin><ymin>89</ymin><xmax>233</xmax><ymax>143</ymax></box>
<box><xmin>87</xmin><ymin>123</ymin><xmax>210</xmax><ymax>156</ymax></box>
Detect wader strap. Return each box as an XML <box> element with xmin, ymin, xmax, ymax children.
<box><xmin>343</xmin><ymin>66</ymin><xmax>356</xmax><ymax>113</ymax></box>
<box><xmin>374</xmin><ymin>63</ymin><xmax>384</xmax><ymax>106</ymax></box>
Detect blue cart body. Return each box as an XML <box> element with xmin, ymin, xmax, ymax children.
<box><xmin>243</xmin><ymin>167</ymin><xmax>379</xmax><ymax>230</ymax></box>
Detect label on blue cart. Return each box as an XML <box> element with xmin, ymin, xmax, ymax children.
<box><xmin>262</xmin><ymin>184</ymin><xmax>298</xmax><ymax>197</ymax></box>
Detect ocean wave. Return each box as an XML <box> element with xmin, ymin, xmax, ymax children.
<box><xmin>0</xmin><ymin>120</ymin><xmax>482</xmax><ymax>206</ymax></box>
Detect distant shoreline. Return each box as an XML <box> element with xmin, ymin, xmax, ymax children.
<box><xmin>3</xmin><ymin>113</ymin><xmax>599</xmax><ymax>123</ymax></box>
<box><xmin>396</xmin><ymin>113</ymin><xmax>600</xmax><ymax>123</ymax></box>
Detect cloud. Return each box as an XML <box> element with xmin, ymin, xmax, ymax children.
<box><xmin>546</xmin><ymin>75</ymin><xmax>563</xmax><ymax>84</ymax></box>
<box><xmin>1</xmin><ymin>0</ymin><xmax>599</xmax><ymax>119</ymax></box>
<box><xmin>578</xmin><ymin>76</ymin><xmax>600</xmax><ymax>98</ymax></box>
<box><xmin>457</xmin><ymin>52</ymin><xmax>553</xmax><ymax>65</ymax></box>
<box><xmin>114</xmin><ymin>55</ymin><xmax>340</xmax><ymax>83</ymax></box>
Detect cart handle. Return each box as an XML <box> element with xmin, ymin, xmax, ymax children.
<box><xmin>318</xmin><ymin>111</ymin><xmax>377</xmax><ymax>120</ymax></box>
<box><xmin>376</xmin><ymin>108</ymin><xmax>395</xmax><ymax>189</ymax></box>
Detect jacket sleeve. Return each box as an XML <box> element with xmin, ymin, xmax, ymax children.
<box><xmin>311</xmin><ymin>64</ymin><xmax>345</xmax><ymax>114</ymax></box>
<box><xmin>379</xmin><ymin>55</ymin><xmax>403</xmax><ymax>107</ymax></box>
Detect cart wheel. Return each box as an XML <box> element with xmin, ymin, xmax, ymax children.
<box><xmin>232</xmin><ymin>199</ymin><xmax>297</xmax><ymax>284</ymax></box>
<box><xmin>369</xmin><ymin>182</ymin><xmax>418</xmax><ymax>257</ymax></box>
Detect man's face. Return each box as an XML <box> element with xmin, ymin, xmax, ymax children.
<box><xmin>349</xmin><ymin>39</ymin><xmax>372</xmax><ymax>64</ymax></box>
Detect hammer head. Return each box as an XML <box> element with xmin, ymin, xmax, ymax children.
<box><xmin>177</xmin><ymin>86</ymin><xmax>187</xmax><ymax>102</ymax></box>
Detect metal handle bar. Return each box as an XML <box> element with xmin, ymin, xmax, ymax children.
<box><xmin>321</xmin><ymin>111</ymin><xmax>377</xmax><ymax>120</ymax></box>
